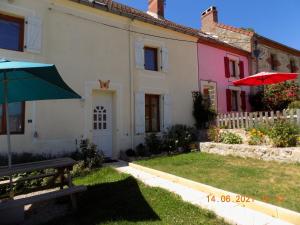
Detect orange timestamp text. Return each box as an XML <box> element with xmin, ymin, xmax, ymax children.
<box><xmin>207</xmin><ymin>194</ymin><xmax>255</xmax><ymax>203</ymax></box>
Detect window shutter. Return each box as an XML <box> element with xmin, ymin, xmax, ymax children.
<box><xmin>135</xmin><ymin>92</ymin><xmax>145</xmax><ymax>135</ymax></box>
<box><xmin>241</xmin><ymin>91</ymin><xmax>246</xmax><ymax>112</ymax></box>
<box><xmin>161</xmin><ymin>47</ymin><xmax>169</xmax><ymax>73</ymax></box>
<box><xmin>163</xmin><ymin>94</ymin><xmax>172</xmax><ymax>130</ymax></box>
<box><xmin>25</xmin><ymin>16</ymin><xmax>42</xmax><ymax>53</ymax></box>
<box><xmin>135</xmin><ymin>41</ymin><xmax>145</xmax><ymax>69</ymax></box>
<box><xmin>226</xmin><ymin>89</ymin><xmax>232</xmax><ymax>112</ymax></box>
<box><xmin>224</xmin><ymin>57</ymin><xmax>230</xmax><ymax>78</ymax></box>
<box><xmin>239</xmin><ymin>61</ymin><xmax>245</xmax><ymax>78</ymax></box>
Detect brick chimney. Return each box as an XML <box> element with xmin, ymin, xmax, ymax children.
<box><xmin>201</xmin><ymin>6</ymin><xmax>218</xmax><ymax>32</ymax></box>
<box><xmin>148</xmin><ymin>0</ymin><xmax>164</xmax><ymax>19</ymax></box>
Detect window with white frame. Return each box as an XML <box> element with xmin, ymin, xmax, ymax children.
<box><xmin>135</xmin><ymin>40</ymin><xmax>168</xmax><ymax>72</ymax></box>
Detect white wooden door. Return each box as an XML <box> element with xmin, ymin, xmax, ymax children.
<box><xmin>92</xmin><ymin>94</ymin><xmax>113</xmax><ymax>158</ymax></box>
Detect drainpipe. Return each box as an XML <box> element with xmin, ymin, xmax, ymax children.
<box><xmin>128</xmin><ymin>18</ymin><xmax>134</xmax><ymax>150</ymax></box>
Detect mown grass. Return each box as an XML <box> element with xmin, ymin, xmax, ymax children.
<box><xmin>45</xmin><ymin>167</ymin><xmax>228</xmax><ymax>225</ymax></box>
<box><xmin>137</xmin><ymin>152</ymin><xmax>300</xmax><ymax>212</ymax></box>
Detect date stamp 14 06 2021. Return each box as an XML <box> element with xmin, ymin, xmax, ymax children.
<box><xmin>207</xmin><ymin>194</ymin><xmax>285</xmax><ymax>204</ymax></box>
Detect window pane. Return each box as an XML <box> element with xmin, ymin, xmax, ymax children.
<box><xmin>144</xmin><ymin>48</ymin><xmax>158</xmax><ymax>71</ymax></box>
<box><xmin>8</xmin><ymin>102</ymin><xmax>23</xmax><ymax>133</ymax></box>
<box><xmin>0</xmin><ymin>18</ymin><xmax>21</xmax><ymax>51</ymax></box>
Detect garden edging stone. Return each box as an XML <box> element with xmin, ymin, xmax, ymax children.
<box><xmin>199</xmin><ymin>142</ymin><xmax>300</xmax><ymax>163</ymax></box>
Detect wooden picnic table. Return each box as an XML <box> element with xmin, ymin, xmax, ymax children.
<box><xmin>0</xmin><ymin>157</ymin><xmax>75</xmax><ymax>177</ymax></box>
<box><xmin>0</xmin><ymin>157</ymin><xmax>87</xmax><ymax>225</ymax></box>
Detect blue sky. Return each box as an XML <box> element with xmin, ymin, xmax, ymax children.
<box><xmin>115</xmin><ymin>0</ymin><xmax>300</xmax><ymax>50</ymax></box>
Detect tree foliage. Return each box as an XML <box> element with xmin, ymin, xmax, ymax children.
<box><xmin>249</xmin><ymin>82</ymin><xmax>300</xmax><ymax>111</ymax></box>
<box><xmin>192</xmin><ymin>91</ymin><xmax>216</xmax><ymax>129</ymax></box>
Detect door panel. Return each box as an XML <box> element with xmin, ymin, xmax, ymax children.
<box><xmin>92</xmin><ymin>93</ymin><xmax>113</xmax><ymax>157</ymax></box>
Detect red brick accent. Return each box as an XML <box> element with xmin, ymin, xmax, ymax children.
<box><xmin>148</xmin><ymin>0</ymin><xmax>164</xmax><ymax>18</ymax></box>
<box><xmin>201</xmin><ymin>7</ymin><xmax>218</xmax><ymax>32</ymax></box>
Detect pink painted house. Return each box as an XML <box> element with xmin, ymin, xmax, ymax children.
<box><xmin>197</xmin><ymin>38</ymin><xmax>252</xmax><ymax>113</ymax></box>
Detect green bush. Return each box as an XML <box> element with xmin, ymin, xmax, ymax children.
<box><xmin>208</xmin><ymin>126</ymin><xmax>221</xmax><ymax>142</ymax></box>
<box><xmin>268</xmin><ymin>120</ymin><xmax>299</xmax><ymax>147</ymax></box>
<box><xmin>79</xmin><ymin>139</ymin><xmax>104</xmax><ymax>169</ymax></box>
<box><xmin>136</xmin><ymin>143</ymin><xmax>149</xmax><ymax>157</ymax></box>
<box><xmin>125</xmin><ymin>149</ymin><xmax>136</xmax><ymax>157</ymax></box>
<box><xmin>220</xmin><ymin>132</ymin><xmax>243</xmax><ymax>144</ymax></box>
<box><xmin>288</xmin><ymin>100</ymin><xmax>300</xmax><ymax>109</ymax></box>
<box><xmin>163</xmin><ymin>124</ymin><xmax>197</xmax><ymax>152</ymax></box>
<box><xmin>71</xmin><ymin>161</ymin><xmax>90</xmax><ymax>177</ymax></box>
<box><xmin>145</xmin><ymin>133</ymin><xmax>162</xmax><ymax>154</ymax></box>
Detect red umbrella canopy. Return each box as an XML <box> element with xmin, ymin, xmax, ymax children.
<box><xmin>233</xmin><ymin>72</ymin><xmax>298</xmax><ymax>86</ymax></box>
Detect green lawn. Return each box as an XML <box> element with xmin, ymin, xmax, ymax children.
<box><xmin>137</xmin><ymin>152</ymin><xmax>300</xmax><ymax>212</ymax></box>
<box><xmin>45</xmin><ymin>167</ymin><xmax>227</xmax><ymax>225</ymax></box>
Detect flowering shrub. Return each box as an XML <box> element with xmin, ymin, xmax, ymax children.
<box><xmin>220</xmin><ymin>132</ymin><xmax>243</xmax><ymax>144</ymax></box>
<box><xmin>249</xmin><ymin>82</ymin><xmax>300</xmax><ymax>111</ymax></box>
<box><xmin>163</xmin><ymin>125</ymin><xmax>197</xmax><ymax>152</ymax></box>
<box><xmin>208</xmin><ymin>126</ymin><xmax>221</xmax><ymax>142</ymax></box>
<box><xmin>268</xmin><ymin>120</ymin><xmax>299</xmax><ymax>147</ymax></box>
<box><xmin>248</xmin><ymin>128</ymin><xmax>266</xmax><ymax>145</ymax></box>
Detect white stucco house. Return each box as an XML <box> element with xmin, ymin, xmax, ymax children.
<box><xmin>0</xmin><ymin>0</ymin><xmax>204</xmax><ymax>158</ymax></box>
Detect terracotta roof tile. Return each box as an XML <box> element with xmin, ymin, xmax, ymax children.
<box><xmin>216</xmin><ymin>23</ymin><xmax>254</xmax><ymax>36</ymax></box>
<box><xmin>71</xmin><ymin>0</ymin><xmax>250</xmax><ymax>55</ymax></box>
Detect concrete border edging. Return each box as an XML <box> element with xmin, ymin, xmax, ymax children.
<box><xmin>129</xmin><ymin>162</ymin><xmax>300</xmax><ymax>225</ymax></box>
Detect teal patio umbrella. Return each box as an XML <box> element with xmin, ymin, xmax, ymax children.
<box><xmin>0</xmin><ymin>59</ymin><xmax>81</xmax><ymax>171</ymax></box>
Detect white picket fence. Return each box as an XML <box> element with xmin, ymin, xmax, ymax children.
<box><xmin>217</xmin><ymin>109</ymin><xmax>300</xmax><ymax>129</ymax></box>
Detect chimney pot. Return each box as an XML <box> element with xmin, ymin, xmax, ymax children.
<box><xmin>148</xmin><ymin>0</ymin><xmax>165</xmax><ymax>18</ymax></box>
<box><xmin>201</xmin><ymin>6</ymin><xmax>218</xmax><ymax>32</ymax></box>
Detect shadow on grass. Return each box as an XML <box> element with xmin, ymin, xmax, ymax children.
<box><xmin>43</xmin><ymin>177</ymin><xmax>160</xmax><ymax>225</ymax></box>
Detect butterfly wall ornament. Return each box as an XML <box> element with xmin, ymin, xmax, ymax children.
<box><xmin>99</xmin><ymin>80</ymin><xmax>110</xmax><ymax>90</ymax></box>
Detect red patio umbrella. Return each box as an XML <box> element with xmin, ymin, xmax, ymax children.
<box><xmin>233</xmin><ymin>72</ymin><xmax>298</xmax><ymax>86</ymax></box>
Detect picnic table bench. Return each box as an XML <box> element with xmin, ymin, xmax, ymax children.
<box><xmin>0</xmin><ymin>158</ymin><xmax>86</xmax><ymax>225</ymax></box>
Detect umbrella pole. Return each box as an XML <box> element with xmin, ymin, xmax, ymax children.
<box><xmin>3</xmin><ymin>71</ymin><xmax>13</xmax><ymax>196</ymax></box>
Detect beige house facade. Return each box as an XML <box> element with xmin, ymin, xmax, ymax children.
<box><xmin>201</xmin><ymin>6</ymin><xmax>300</xmax><ymax>84</ymax></box>
<box><xmin>0</xmin><ymin>0</ymin><xmax>200</xmax><ymax>158</ymax></box>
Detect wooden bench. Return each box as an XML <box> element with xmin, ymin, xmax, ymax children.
<box><xmin>0</xmin><ymin>158</ymin><xmax>87</xmax><ymax>225</ymax></box>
